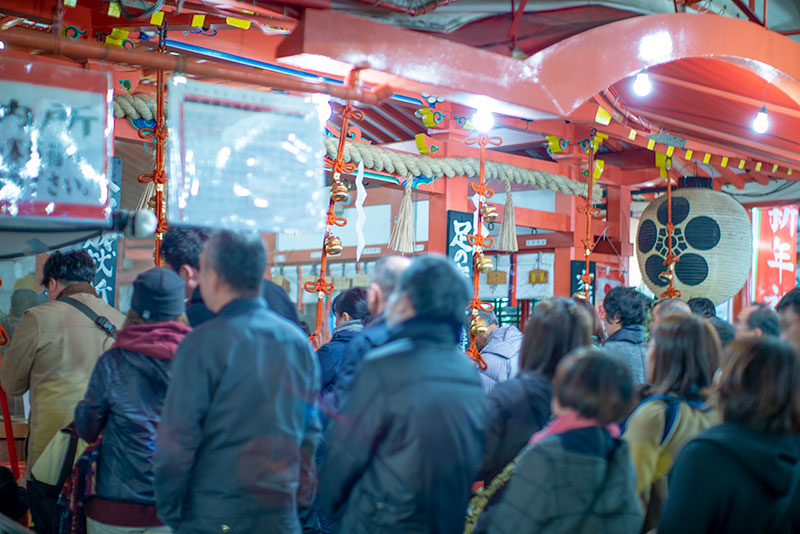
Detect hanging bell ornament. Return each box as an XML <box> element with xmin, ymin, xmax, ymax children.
<box><xmin>325</xmin><ymin>235</ymin><xmax>343</xmax><ymax>256</ymax></box>
<box><xmin>330</xmin><ymin>181</ymin><xmax>348</xmax><ymax>203</ymax></box>
<box><xmin>476</xmin><ymin>254</ymin><xmax>494</xmax><ymax>273</ymax></box>
<box><xmin>481</xmin><ymin>205</ymin><xmax>498</xmax><ymax>223</ymax></box>
<box><xmin>471</xmin><ymin>317</ymin><xmax>488</xmax><ymax>336</ymax></box>
<box><xmin>147</xmin><ymin>195</ymin><xmax>157</xmax><ymax>211</ymax></box>
<box><xmin>658</xmin><ymin>270</ymin><xmax>674</xmax><ymax>282</ymax></box>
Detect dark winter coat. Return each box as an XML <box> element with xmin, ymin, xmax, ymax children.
<box><xmin>478</xmin><ymin>325</ymin><xmax>523</xmax><ymax>394</ymax></box>
<box><xmin>603</xmin><ymin>324</ymin><xmax>647</xmax><ymax>384</ymax></box>
<box><xmin>488</xmin><ymin>428</ymin><xmax>644</xmax><ymax>534</ymax></box>
<box><xmin>74</xmin><ymin>321</ymin><xmax>191</xmax><ymax>506</ymax></box>
<box><xmin>478</xmin><ymin>371</ymin><xmax>552</xmax><ymax>482</ymax></box>
<box><xmin>153</xmin><ymin>298</ymin><xmax>321</xmax><ymax>534</ymax></box>
<box><xmin>186</xmin><ymin>281</ymin><xmax>300</xmax><ymax>328</ymax></box>
<box><xmin>318</xmin><ymin>317</ymin><xmax>489</xmax><ymax>534</ymax></box>
<box><xmin>316</xmin><ymin>321</ymin><xmax>364</xmax><ymax>405</ymax></box>
<box><xmin>658</xmin><ymin>422</ymin><xmax>800</xmax><ymax>534</ymax></box>
<box><xmin>330</xmin><ymin>317</ymin><xmax>391</xmax><ymax>410</ymax></box>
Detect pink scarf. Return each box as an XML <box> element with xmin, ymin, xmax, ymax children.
<box><xmin>529</xmin><ymin>411</ymin><xmax>620</xmax><ymax>445</ymax></box>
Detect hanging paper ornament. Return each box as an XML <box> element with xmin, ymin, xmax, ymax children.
<box><xmin>325</xmin><ymin>235</ymin><xmax>343</xmax><ymax>256</ymax></box>
<box><xmin>497</xmin><ymin>181</ymin><xmax>519</xmax><ymax>252</ymax></box>
<box><xmin>389</xmin><ymin>179</ymin><xmax>416</xmax><ymax>254</ymax></box>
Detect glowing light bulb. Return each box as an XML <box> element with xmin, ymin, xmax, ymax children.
<box><xmin>0</xmin><ymin>41</ymin><xmax>5</xmax><ymax>50</ymax></box>
<box><xmin>172</xmin><ymin>75</ymin><xmax>187</xmax><ymax>85</ymax></box>
<box><xmin>752</xmin><ymin>106</ymin><xmax>769</xmax><ymax>134</ymax></box>
<box><xmin>633</xmin><ymin>72</ymin><xmax>652</xmax><ymax>97</ymax></box>
<box><xmin>312</xmin><ymin>94</ymin><xmax>332</xmax><ymax>123</ymax></box>
<box><xmin>473</xmin><ymin>108</ymin><xmax>494</xmax><ymax>133</ymax></box>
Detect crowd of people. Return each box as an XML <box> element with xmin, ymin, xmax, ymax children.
<box><xmin>0</xmin><ymin>227</ymin><xmax>799</xmax><ymax>534</ymax></box>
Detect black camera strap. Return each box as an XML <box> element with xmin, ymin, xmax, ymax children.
<box><xmin>58</xmin><ymin>296</ymin><xmax>117</xmax><ymax>338</ymax></box>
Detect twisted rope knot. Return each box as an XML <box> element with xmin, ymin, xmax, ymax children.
<box><xmin>304</xmin><ymin>278</ymin><xmax>334</xmax><ymax>295</ymax></box>
<box><xmin>470</xmin><ymin>182</ymin><xmax>495</xmax><ymax>199</ymax></box>
<box><xmin>465</xmin><ymin>135</ymin><xmax>503</xmax><ymax>148</ymax></box>
<box><xmin>327</xmin><ymin>212</ymin><xmax>347</xmax><ymax>227</ymax></box>
<box><xmin>469</xmin><ymin>299</ymin><xmax>494</xmax><ymax>313</ymax></box>
<box><xmin>468</xmin><ymin>346</ymin><xmax>488</xmax><ymax>370</ymax></box>
<box><xmin>468</xmin><ymin>233</ymin><xmax>494</xmax><ymax>249</ymax></box>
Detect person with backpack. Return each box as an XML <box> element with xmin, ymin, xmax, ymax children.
<box><xmin>658</xmin><ymin>337</ymin><xmax>800</xmax><ymax>533</ymax></box>
<box><xmin>623</xmin><ymin>312</ymin><xmax>721</xmax><ymax>531</ymax></box>
<box><xmin>484</xmin><ymin>348</ymin><xmax>643</xmax><ymax>534</ymax></box>
<box><xmin>73</xmin><ymin>268</ymin><xmax>190</xmax><ymax>534</ymax></box>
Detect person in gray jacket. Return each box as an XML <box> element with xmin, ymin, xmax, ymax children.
<box><xmin>602</xmin><ymin>287</ymin><xmax>648</xmax><ymax>384</ymax></box>
<box><xmin>153</xmin><ymin>231</ymin><xmax>321</xmax><ymax>534</ymax></box>
<box><xmin>474</xmin><ymin>309</ymin><xmax>523</xmax><ymax>394</ymax></box>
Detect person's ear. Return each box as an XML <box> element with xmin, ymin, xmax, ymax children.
<box><xmin>48</xmin><ymin>278</ymin><xmax>59</xmax><ymax>301</ymax></box>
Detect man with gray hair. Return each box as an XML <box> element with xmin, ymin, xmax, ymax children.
<box><xmin>319</xmin><ymin>255</ymin><xmax>488</xmax><ymax>534</ymax></box>
<box><xmin>154</xmin><ymin>230</ymin><xmax>321</xmax><ymax>534</ymax></box>
<box><xmin>735</xmin><ymin>302</ymin><xmax>780</xmax><ymax>340</ymax></box>
<box><xmin>474</xmin><ymin>308</ymin><xmax>523</xmax><ymax>393</ymax></box>
<box><xmin>331</xmin><ymin>255</ymin><xmax>411</xmax><ymax>408</ymax></box>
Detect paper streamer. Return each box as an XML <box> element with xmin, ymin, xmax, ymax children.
<box><xmin>355</xmin><ymin>161</ymin><xmax>367</xmax><ymax>261</ymax></box>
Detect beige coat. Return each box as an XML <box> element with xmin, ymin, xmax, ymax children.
<box><xmin>0</xmin><ymin>285</ymin><xmax>124</xmax><ymax>477</ymax></box>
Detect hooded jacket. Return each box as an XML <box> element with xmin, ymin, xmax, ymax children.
<box><xmin>74</xmin><ymin>321</ymin><xmax>191</xmax><ymax>526</ymax></box>
<box><xmin>659</xmin><ymin>422</ymin><xmax>800</xmax><ymax>534</ymax></box>
<box><xmin>603</xmin><ymin>324</ymin><xmax>647</xmax><ymax>384</ymax></box>
<box><xmin>487</xmin><ymin>427</ymin><xmax>643</xmax><ymax>534</ymax></box>
<box><xmin>479</xmin><ymin>371</ymin><xmax>553</xmax><ymax>482</ymax></box>
<box><xmin>479</xmin><ymin>325</ymin><xmax>523</xmax><ymax>394</ymax></box>
<box><xmin>318</xmin><ymin>317</ymin><xmax>489</xmax><ymax>534</ymax></box>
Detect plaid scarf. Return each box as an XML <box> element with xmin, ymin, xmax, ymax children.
<box><xmin>57</xmin><ymin>434</ymin><xmax>102</xmax><ymax>534</ymax></box>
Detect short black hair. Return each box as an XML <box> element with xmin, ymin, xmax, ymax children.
<box><xmin>397</xmin><ymin>255</ymin><xmax>470</xmax><ymax>324</ymax></box>
<box><xmin>205</xmin><ymin>230</ymin><xmax>266</xmax><ymax>294</ymax></box>
<box><xmin>41</xmin><ymin>249</ymin><xmax>96</xmax><ymax>286</ymax></box>
<box><xmin>333</xmin><ymin>287</ymin><xmax>371</xmax><ymax>324</ymax></box>
<box><xmin>777</xmin><ymin>288</ymin><xmax>800</xmax><ymax>316</ymax></box>
<box><xmin>746</xmin><ymin>303</ymin><xmax>780</xmax><ymax>338</ymax></box>
<box><xmin>554</xmin><ymin>347</ymin><xmax>634</xmax><ymax>425</ymax></box>
<box><xmin>688</xmin><ymin>297</ymin><xmax>716</xmax><ymax>318</ymax></box>
<box><xmin>161</xmin><ymin>227</ymin><xmax>211</xmax><ymax>271</ymax></box>
<box><xmin>603</xmin><ymin>287</ymin><xmax>647</xmax><ymax>326</ymax></box>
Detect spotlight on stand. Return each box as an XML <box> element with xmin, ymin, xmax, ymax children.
<box><xmin>633</xmin><ymin>71</ymin><xmax>652</xmax><ymax>97</ymax></box>
<box><xmin>472</xmin><ymin>108</ymin><xmax>494</xmax><ymax>133</ymax></box>
<box><xmin>752</xmin><ymin>106</ymin><xmax>769</xmax><ymax>135</ymax></box>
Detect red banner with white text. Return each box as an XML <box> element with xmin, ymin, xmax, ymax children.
<box><xmin>753</xmin><ymin>206</ymin><xmax>798</xmax><ymax>307</ymax></box>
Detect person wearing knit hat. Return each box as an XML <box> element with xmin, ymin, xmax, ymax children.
<box><xmin>73</xmin><ymin>268</ymin><xmax>191</xmax><ymax>534</ymax></box>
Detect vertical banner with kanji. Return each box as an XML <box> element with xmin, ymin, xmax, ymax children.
<box><xmin>570</xmin><ymin>260</ymin><xmax>597</xmax><ymax>304</ymax></box>
<box><xmin>446</xmin><ymin>210</ymin><xmax>475</xmax><ymax>278</ymax></box>
<box><xmin>753</xmin><ymin>206</ymin><xmax>798</xmax><ymax>307</ymax></box>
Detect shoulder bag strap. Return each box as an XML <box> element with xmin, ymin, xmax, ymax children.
<box><xmin>58</xmin><ymin>296</ymin><xmax>116</xmax><ymax>338</ymax></box>
<box><xmin>55</xmin><ymin>427</ymin><xmax>80</xmax><ymax>490</ymax></box>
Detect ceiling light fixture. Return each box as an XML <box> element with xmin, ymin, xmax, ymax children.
<box><xmin>752</xmin><ymin>106</ymin><xmax>769</xmax><ymax>135</ymax></box>
<box><xmin>472</xmin><ymin>108</ymin><xmax>494</xmax><ymax>133</ymax></box>
<box><xmin>633</xmin><ymin>71</ymin><xmax>652</xmax><ymax>97</ymax></box>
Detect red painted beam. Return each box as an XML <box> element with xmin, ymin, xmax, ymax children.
<box><xmin>487</xmin><ymin>202</ymin><xmax>571</xmax><ymax>232</ymax></box>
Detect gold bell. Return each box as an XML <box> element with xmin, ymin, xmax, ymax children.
<box><xmin>658</xmin><ymin>270</ymin><xmax>673</xmax><ymax>282</ymax></box>
<box><xmin>147</xmin><ymin>194</ymin><xmax>157</xmax><ymax>211</ymax></box>
<box><xmin>471</xmin><ymin>317</ymin><xmax>488</xmax><ymax>336</ymax></box>
<box><xmin>325</xmin><ymin>235</ymin><xmax>343</xmax><ymax>256</ymax></box>
<box><xmin>481</xmin><ymin>205</ymin><xmax>498</xmax><ymax>223</ymax></box>
<box><xmin>330</xmin><ymin>181</ymin><xmax>348</xmax><ymax>203</ymax></box>
<box><xmin>476</xmin><ymin>254</ymin><xmax>494</xmax><ymax>273</ymax></box>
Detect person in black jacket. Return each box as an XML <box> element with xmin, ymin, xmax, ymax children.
<box><xmin>478</xmin><ymin>298</ymin><xmax>593</xmax><ymax>483</ymax></box>
<box><xmin>318</xmin><ymin>255</ymin><xmax>489</xmax><ymax>534</ymax></box>
<box><xmin>659</xmin><ymin>337</ymin><xmax>800</xmax><ymax>534</ymax></box>
<box><xmin>74</xmin><ymin>268</ymin><xmax>191</xmax><ymax>534</ymax></box>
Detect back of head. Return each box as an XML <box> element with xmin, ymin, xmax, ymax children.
<box><xmin>651</xmin><ymin>312</ymin><xmax>720</xmax><ymax>398</ymax></box>
<box><xmin>717</xmin><ymin>337</ymin><xmax>800</xmax><ymax>434</ymax></box>
<box><xmin>205</xmin><ymin>230</ymin><xmax>266</xmax><ymax>295</ymax></box>
<box><xmin>708</xmin><ymin>316</ymin><xmax>735</xmax><ymax>347</ymax></box>
<box><xmin>396</xmin><ymin>255</ymin><xmax>470</xmax><ymax>324</ymax></box>
<box><xmin>41</xmin><ymin>249</ymin><xmax>96</xmax><ymax>286</ymax></box>
<box><xmin>334</xmin><ymin>287</ymin><xmax>372</xmax><ymax>324</ymax></box>
<box><xmin>778</xmin><ymin>287</ymin><xmax>800</xmax><ymax>316</ymax></box>
<box><xmin>161</xmin><ymin>227</ymin><xmax>211</xmax><ymax>271</ymax></box>
<box><xmin>572</xmin><ymin>297</ymin><xmax>603</xmax><ymax>342</ymax></box>
<box><xmin>554</xmin><ymin>347</ymin><xmax>634</xmax><ymax>425</ymax></box>
<box><xmin>520</xmin><ymin>298</ymin><xmax>592</xmax><ymax>377</ymax></box>
<box><xmin>372</xmin><ymin>255</ymin><xmax>412</xmax><ymax>295</ymax></box>
<box><xmin>476</xmin><ymin>308</ymin><xmax>499</xmax><ymax>327</ymax></box>
<box><xmin>746</xmin><ymin>302</ymin><xmax>780</xmax><ymax>337</ymax></box>
<box><xmin>653</xmin><ymin>297</ymin><xmax>690</xmax><ymax>322</ymax></box>
<box><xmin>126</xmin><ymin>267</ymin><xmax>187</xmax><ymax>325</ymax></box>
<box><xmin>603</xmin><ymin>287</ymin><xmax>647</xmax><ymax>326</ymax></box>
<box><xmin>10</xmin><ymin>288</ymin><xmax>40</xmax><ymax>317</ymax></box>
<box><xmin>688</xmin><ymin>297</ymin><xmax>716</xmax><ymax>318</ymax></box>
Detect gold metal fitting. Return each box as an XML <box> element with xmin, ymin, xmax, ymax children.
<box><xmin>330</xmin><ymin>181</ymin><xmax>348</xmax><ymax>203</ymax></box>
<box><xmin>325</xmin><ymin>235</ymin><xmax>343</xmax><ymax>255</ymax></box>
<box><xmin>476</xmin><ymin>254</ymin><xmax>494</xmax><ymax>273</ymax></box>
<box><xmin>470</xmin><ymin>317</ymin><xmax>488</xmax><ymax>336</ymax></box>
<box><xmin>481</xmin><ymin>205</ymin><xmax>498</xmax><ymax>223</ymax></box>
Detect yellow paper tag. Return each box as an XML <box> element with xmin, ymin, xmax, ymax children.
<box><xmin>108</xmin><ymin>1</ymin><xmax>121</xmax><ymax>17</ymax></box>
<box><xmin>109</xmin><ymin>27</ymin><xmax>129</xmax><ymax>39</ymax></box>
<box><xmin>721</xmin><ymin>156</ymin><xmax>729</xmax><ymax>168</ymax></box>
<box><xmin>595</xmin><ymin>106</ymin><xmax>612</xmax><ymax>126</ymax></box>
<box><xmin>685</xmin><ymin>150</ymin><xmax>693</xmax><ymax>160</ymax></box>
<box><xmin>150</xmin><ymin>11</ymin><xmax>165</xmax><ymax>25</ymax></box>
<box><xmin>789</xmin><ymin>168</ymin><xmax>793</xmax><ymax>176</ymax></box>
<box><xmin>772</xmin><ymin>164</ymin><xmax>779</xmax><ymax>173</ymax></box>
<box><xmin>738</xmin><ymin>159</ymin><xmax>746</xmax><ymax>169</ymax></box>
<box><xmin>647</xmin><ymin>139</ymin><xmax>656</xmax><ymax>151</ymax></box>
<box><xmin>192</xmin><ymin>14</ymin><xmax>206</xmax><ymax>27</ymax></box>
<box><xmin>226</xmin><ymin>17</ymin><xmax>251</xmax><ymax>29</ymax></box>
<box><xmin>666</xmin><ymin>146</ymin><xmax>675</xmax><ymax>157</ymax></box>
<box><xmin>703</xmin><ymin>153</ymin><xmax>711</xmax><ymax>164</ymax></box>
<box><xmin>593</xmin><ymin>160</ymin><xmax>605</xmax><ymax>182</ymax></box>
<box><xmin>755</xmin><ymin>162</ymin><xmax>763</xmax><ymax>172</ymax></box>
<box><xmin>65</xmin><ymin>0</ymin><xmax>77</xmax><ymax>7</ymax></box>
<box><xmin>628</xmin><ymin>129</ymin><xmax>636</xmax><ymax>141</ymax></box>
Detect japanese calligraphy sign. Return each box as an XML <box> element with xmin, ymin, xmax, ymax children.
<box><xmin>570</xmin><ymin>260</ymin><xmax>596</xmax><ymax>304</ymax></box>
<box><xmin>753</xmin><ymin>206</ymin><xmax>798</xmax><ymax>307</ymax></box>
<box><xmin>446</xmin><ymin>210</ymin><xmax>474</xmax><ymax>278</ymax></box>
<box><xmin>0</xmin><ymin>56</ymin><xmax>112</xmax><ymax>221</ymax></box>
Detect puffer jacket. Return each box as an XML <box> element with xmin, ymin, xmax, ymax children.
<box><xmin>74</xmin><ymin>321</ymin><xmax>190</xmax><ymax>512</ymax></box>
<box><xmin>331</xmin><ymin>317</ymin><xmax>390</xmax><ymax>411</ymax></box>
<box><xmin>479</xmin><ymin>325</ymin><xmax>523</xmax><ymax>394</ymax></box>
<box><xmin>319</xmin><ymin>317</ymin><xmax>489</xmax><ymax>534</ymax></box>
<box><xmin>479</xmin><ymin>371</ymin><xmax>552</xmax><ymax>482</ymax></box>
<box><xmin>317</xmin><ymin>320</ymin><xmax>364</xmax><ymax>405</ymax></box>
<box><xmin>488</xmin><ymin>427</ymin><xmax>644</xmax><ymax>534</ymax></box>
<box><xmin>0</xmin><ymin>284</ymin><xmax>124</xmax><ymax>477</ymax></box>
<box><xmin>603</xmin><ymin>325</ymin><xmax>647</xmax><ymax>384</ymax></box>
